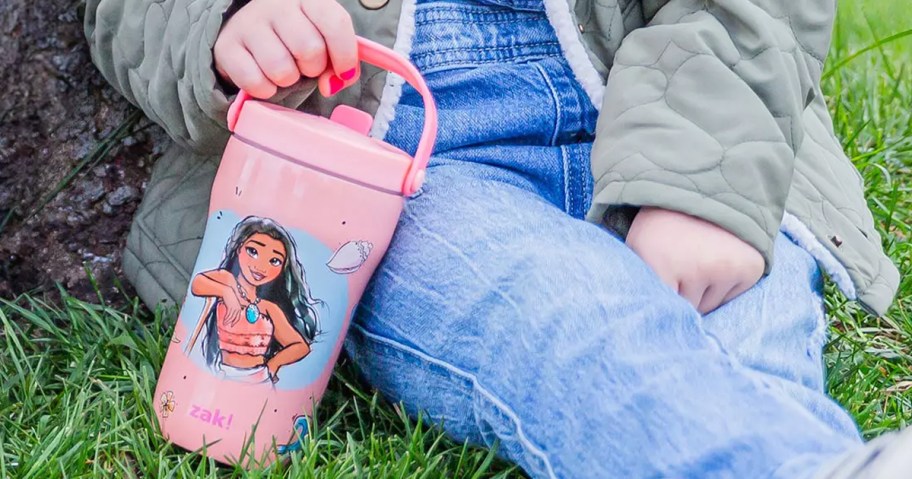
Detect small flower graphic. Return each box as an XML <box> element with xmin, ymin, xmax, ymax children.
<box><xmin>159</xmin><ymin>391</ymin><xmax>176</xmax><ymax>418</ymax></box>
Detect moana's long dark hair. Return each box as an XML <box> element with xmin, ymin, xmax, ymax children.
<box><xmin>201</xmin><ymin>216</ymin><xmax>322</xmax><ymax>367</ymax></box>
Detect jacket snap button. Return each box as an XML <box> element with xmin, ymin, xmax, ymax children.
<box><xmin>360</xmin><ymin>0</ymin><xmax>389</xmax><ymax>9</ymax></box>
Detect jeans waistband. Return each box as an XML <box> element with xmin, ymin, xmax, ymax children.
<box><xmin>409</xmin><ymin>0</ymin><xmax>563</xmax><ymax>73</ymax></box>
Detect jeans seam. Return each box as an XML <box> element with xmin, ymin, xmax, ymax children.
<box><xmin>567</xmin><ymin>146</ymin><xmax>579</xmax><ymax>216</ymax></box>
<box><xmin>577</xmin><ymin>146</ymin><xmax>593</xmax><ymax>217</ymax></box>
<box><xmin>534</xmin><ymin>61</ymin><xmax>562</xmax><ymax>147</ymax></box>
<box><xmin>411</xmin><ymin>41</ymin><xmax>562</xmax><ymax>59</ymax></box>
<box><xmin>349</xmin><ymin>321</ymin><xmax>559</xmax><ymax>479</ymax></box>
<box><xmin>416</xmin><ymin>4</ymin><xmax>544</xmax><ymax>17</ymax></box>
<box><xmin>411</xmin><ymin>45</ymin><xmax>564</xmax><ymax>71</ymax></box>
<box><xmin>415</xmin><ymin>54</ymin><xmax>561</xmax><ymax>73</ymax></box>
<box><xmin>416</xmin><ymin>18</ymin><xmax>537</xmax><ymax>26</ymax></box>
<box><xmin>560</xmin><ymin>145</ymin><xmax>571</xmax><ymax>213</ymax></box>
<box><xmin>572</xmin><ymin>146</ymin><xmax>587</xmax><ymax>217</ymax></box>
<box><xmin>807</xmin><ymin>288</ymin><xmax>828</xmax><ymax>393</ymax></box>
<box><xmin>415</xmin><ymin>5</ymin><xmax>548</xmax><ymax>24</ymax></box>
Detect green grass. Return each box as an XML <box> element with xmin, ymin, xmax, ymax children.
<box><xmin>821</xmin><ymin>0</ymin><xmax>912</xmax><ymax>438</ymax></box>
<box><xmin>2</xmin><ymin>1</ymin><xmax>911</xmax><ymax>477</ymax></box>
<box><xmin>0</xmin><ymin>293</ymin><xmax>516</xmax><ymax>478</ymax></box>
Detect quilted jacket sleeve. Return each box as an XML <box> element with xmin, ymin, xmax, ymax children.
<box><xmin>84</xmin><ymin>0</ymin><xmax>315</xmax><ymax>154</ymax></box>
<box><xmin>587</xmin><ymin>0</ymin><xmax>834</xmax><ymax>272</ymax></box>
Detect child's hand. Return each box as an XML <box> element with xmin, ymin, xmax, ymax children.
<box><xmin>214</xmin><ymin>0</ymin><xmax>357</xmax><ymax>99</ymax></box>
<box><xmin>626</xmin><ymin>207</ymin><xmax>764</xmax><ymax>314</ymax></box>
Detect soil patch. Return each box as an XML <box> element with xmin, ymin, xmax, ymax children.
<box><xmin>0</xmin><ymin>0</ymin><xmax>169</xmax><ymax>305</ymax></box>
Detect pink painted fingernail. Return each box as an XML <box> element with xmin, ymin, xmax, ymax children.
<box><xmin>340</xmin><ymin>68</ymin><xmax>357</xmax><ymax>81</ymax></box>
<box><xmin>329</xmin><ymin>75</ymin><xmax>344</xmax><ymax>95</ymax></box>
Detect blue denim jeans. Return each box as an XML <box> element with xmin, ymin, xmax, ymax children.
<box><xmin>344</xmin><ymin>0</ymin><xmax>865</xmax><ymax>477</ymax></box>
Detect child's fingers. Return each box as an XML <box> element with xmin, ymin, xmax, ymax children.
<box><xmin>244</xmin><ymin>27</ymin><xmax>300</xmax><ymax>88</ymax></box>
<box><xmin>301</xmin><ymin>0</ymin><xmax>358</xmax><ymax>78</ymax></box>
<box><xmin>215</xmin><ymin>42</ymin><xmax>277</xmax><ymax>99</ymax></box>
<box><xmin>272</xmin><ymin>11</ymin><xmax>328</xmax><ymax>78</ymax></box>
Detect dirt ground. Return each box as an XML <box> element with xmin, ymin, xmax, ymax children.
<box><xmin>0</xmin><ymin>0</ymin><xmax>169</xmax><ymax>305</ymax></box>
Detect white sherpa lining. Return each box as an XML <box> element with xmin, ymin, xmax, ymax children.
<box><xmin>541</xmin><ymin>0</ymin><xmax>605</xmax><ymax>109</ymax></box>
<box><xmin>781</xmin><ymin>212</ymin><xmax>857</xmax><ymax>299</ymax></box>
<box><xmin>369</xmin><ymin>0</ymin><xmax>419</xmax><ymax>139</ymax></box>
<box><xmin>372</xmin><ymin>0</ymin><xmax>605</xmax><ymax>134</ymax></box>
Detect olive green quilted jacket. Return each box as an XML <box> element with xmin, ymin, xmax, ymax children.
<box><xmin>85</xmin><ymin>0</ymin><xmax>900</xmax><ymax>314</ymax></box>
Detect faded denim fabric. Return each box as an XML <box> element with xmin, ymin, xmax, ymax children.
<box><xmin>344</xmin><ymin>0</ymin><xmax>865</xmax><ymax>477</ymax></box>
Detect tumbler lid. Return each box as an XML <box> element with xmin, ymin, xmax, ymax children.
<box><xmin>227</xmin><ymin>38</ymin><xmax>437</xmax><ymax>196</ymax></box>
<box><xmin>230</xmin><ymin>100</ymin><xmax>414</xmax><ymax>195</ymax></box>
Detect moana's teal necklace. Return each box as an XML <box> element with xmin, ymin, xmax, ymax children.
<box><xmin>236</xmin><ymin>280</ymin><xmax>261</xmax><ymax>324</ymax></box>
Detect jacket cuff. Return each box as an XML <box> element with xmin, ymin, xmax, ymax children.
<box><xmin>191</xmin><ymin>0</ymin><xmax>237</xmax><ymax>138</ymax></box>
<box><xmin>587</xmin><ymin>180</ymin><xmax>777</xmax><ymax>274</ymax></box>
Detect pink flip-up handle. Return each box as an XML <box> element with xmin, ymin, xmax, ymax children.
<box><xmin>227</xmin><ymin>37</ymin><xmax>437</xmax><ymax>196</ymax></box>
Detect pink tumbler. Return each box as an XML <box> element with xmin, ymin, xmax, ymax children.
<box><xmin>152</xmin><ymin>37</ymin><xmax>437</xmax><ymax>466</ymax></box>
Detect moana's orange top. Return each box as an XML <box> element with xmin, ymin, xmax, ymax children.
<box><xmin>215</xmin><ymin>301</ymin><xmax>274</xmax><ymax>356</ymax></box>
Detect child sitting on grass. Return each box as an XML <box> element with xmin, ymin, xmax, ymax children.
<box><xmin>86</xmin><ymin>0</ymin><xmax>906</xmax><ymax>476</ymax></box>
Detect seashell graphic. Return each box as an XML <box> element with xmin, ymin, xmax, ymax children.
<box><xmin>327</xmin><ymin>240</ymin><xmax>373</xmax><ymax>274</ymax></box>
